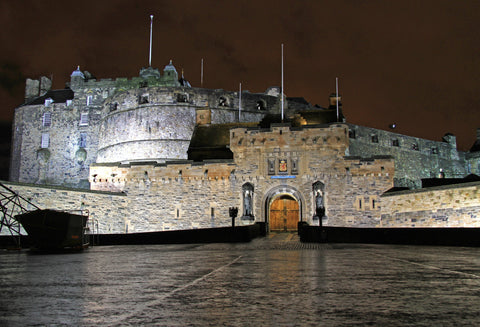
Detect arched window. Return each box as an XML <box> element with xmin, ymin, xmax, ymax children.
<box><xmin>242</xmin><ymin>183</ymin><xmax>254</xmax><ymax>218</ymax></box>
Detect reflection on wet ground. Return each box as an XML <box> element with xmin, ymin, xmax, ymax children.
<box><xmin>1</xmin><ymin>233</ymin><xmax>480</xmax><ymax>326</ymax></box>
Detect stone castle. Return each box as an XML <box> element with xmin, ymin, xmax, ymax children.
<box><xmin>6</xmin><ymin>61</ymin><xmax>480</xmax><ymax>234</ymax></box>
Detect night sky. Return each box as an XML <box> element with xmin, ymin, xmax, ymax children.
<box><xmin>1</xmin><ymin>0</ymin><xmax>479</xmax><ymax>150</ymax></box>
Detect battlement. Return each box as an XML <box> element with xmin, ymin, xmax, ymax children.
<box><xmin>230</xmin><ymin>123</ymin><xmax>349</xmax><ymax>153</ymax></box>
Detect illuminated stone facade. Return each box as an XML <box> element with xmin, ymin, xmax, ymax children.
<box><xmin>6</xmin><ymin>62</ymin><xmax>480</xmax><ymax>234</ymax></box>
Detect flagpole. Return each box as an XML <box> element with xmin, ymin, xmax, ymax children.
<box><xmin>201</xmin><ymin>58</ymin><xmax>204</xmax><ymax>87</ymax></box>
<box><xmin>149</xmin><ymin>15</ymin><xmax>153</xmax><ymax>67</ymax></box>
<box><xmin>281</xmin><ymin>43</ymin><xmax>284</xmax><ymax>122</ymax></box>
<box><xmin>336</xmin><ymin>77</ymin><xmax>339</xmax><ymax>122</ymax></box>
<box><xmin>239</xmin><ymin>82</ymin><xmax>242</xmax><ymax>122</ymax></box>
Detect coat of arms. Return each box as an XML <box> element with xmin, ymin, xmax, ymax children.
<box><xmin>279</xmin><ymin>159</ymin><xmax>288</xmax><ymax>173</ymax></box>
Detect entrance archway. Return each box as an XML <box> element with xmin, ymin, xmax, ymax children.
<box><xmin>263</xmin><ymin>185</ymin><xmax>304</xmax><ymax>233</ymax></box>
<box><xmin>269</xmin><ymin>195</ymin><xmax>299</xmax><ymax>232</ymax></box>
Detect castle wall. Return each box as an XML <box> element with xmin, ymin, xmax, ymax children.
<box><xmin>2</xmin><ymin>182</ymin><xmax>128</xmax><ymax>234</ymax></box>
<box><xmin>86</xmin><ymin>124</ymin><xmax>395</xmax><ymax>232</ymax></box>
<box><xmin>11</xmin><ymin>69</ymin><xmax>284</xmax><ymax>187</ymax></box>
<box><xmin>10</xmin><ymin>101</ymin><xmax>101</xmax><ymax>188</ymax></box>
<box><xmin>380</xmin><ymin>182</ymin><xmax>480</xmax><ymax>227</ymax></box>
<box><xmin>347</xmin><ymin>124</ymin><xmax>468</xmax><ymax>188</ymax></box>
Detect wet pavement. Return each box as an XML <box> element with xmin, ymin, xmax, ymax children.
<box><xmin>1</xmin><ymin>233</ymin><xmax>480</xmax><ymax>326</ymax></box>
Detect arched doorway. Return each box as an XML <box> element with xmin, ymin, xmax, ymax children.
<box><xmin>269</xmin><ymin>195</ymin><xmax>299</xmax><ymax>232</ymax></box>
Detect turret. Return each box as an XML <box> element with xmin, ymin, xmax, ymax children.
<box><xmin>328</xmin><ymin>93</ymin><xmax>345</xmax><ymax>122</ymax></box>
<box><xmin>70</xmin><ymin>66</ymin><xmax>85</xmax><ymax>90</ymax></box>
<box><xmin>24</xmin><ymin>76</ymin><xmax>51</xmax><ymax>103</ymax></box>
<box><xmin>160</xmin><ymin>60</ymin><xmax>180</xmax><ymax>86</ymax></box>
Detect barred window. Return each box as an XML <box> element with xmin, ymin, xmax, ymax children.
<box><xmin>79</xmin><ymin>133</ymin><xmax>87</xmax><ymax>148</ymax></box>
<box><xmin>41</xmin><ymin>133</ymin><xmax>49</xmax><ymax>148</ymax></box>
<box><xmin>42</xmin><ymin>112</ymin><xmax>51</xmax><ymax>127</ymax></box>
<box><xmin>86</xmin><ymin>95</ymin><xmax>93</xmax><ymax>106</ymax></box>
<box><xmin>79</xmin><ymin>113</ymin><xmax>89</xmax><ymax>126</ymax></box>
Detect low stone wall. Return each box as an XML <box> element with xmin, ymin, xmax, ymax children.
<box><xmin>380</xmin><ymin>181</ymin><xmax>480</xmax><ymax>227</ymax></box>
<box><xmin>2</xmin><ymin>181</ymin><xmax>128</xmax><ymax>234</ymax></box>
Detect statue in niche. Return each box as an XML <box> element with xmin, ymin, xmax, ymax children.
<box><xmin>244</xmin><ymin>190</ymin><xmax>252</xmax><ymax>217</ymax></box>
<box><xmin>315</xmin><ymin>191</ymin><xmax>325</xmax><ymax>219</ymax></box>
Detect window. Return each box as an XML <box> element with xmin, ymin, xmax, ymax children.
<box><xmin>218</xmin><ymin>96</ymin><xmax>228</xmax><ymax>107</ymax></box>
<box><xmin>392</xmin><ymin>139</ymin><xmax>399</xmax><ymax>147</ymax></box>
<box><xmin>86</xmin><ymin>95</ymin><xmax>93</xmax><ymax>106</ymax></box>
<box><xmin>79</xmin><ymin>113</ymin><xmax>89</xmax><ymax>126</ymax></box>
<box><xmin>139</xmin><ymin>94</ymin><xmax>149</xmax><ymax>104</ymax></box>
<box><xmin>41</xmin><ymin>133</ymin><xmax>49</xmax><ymax>148</ymax></box>
<box><xmin>44</xmin><ymin>98</ymin><xmax>53</xmax><ymax>107</ymax></box>
<box><xmin>211</xmin><ymin>207</ymin><xmax>215</xmax><ymax>218</ymax></box>
<box><xmin>412</xmin><ymin>143</ymin><xmax>419</xmax><ymax>151</ymax></box>
<box><xmin>42</xmin><ymin>112</ymin><xmax>51</xmax><ymax>127</ymax></box>
<box><xmin>79</xmin><ymin>133</ymin><xmax>87</xmax><ymax>148</ymax></box>
<box><xmin>256</xmin><ymin>100</ymin><xmax>266</xmax><ymax>110</ymax></box>
<box><xmin>66</xmin><ymin>99</ymin><xmax>72</xmax><ymax>107</ymax></box>
<box><xmin>355</xmin><ymin>196</ymin><xmax>364</xmax><ymax>211</ymax></box>
<box><xmin>371</xmin><ymin>134</ymin><xmax>378</xmax><ymax>143</ymax></box>
<box><xmin>177</xmin><ymin>93</ymin><xmax>188</xmax><ymax>103</ymax></box>
<box><xmin>109</xmin><ymin>103</ymin><xmax>118</xmax><ymax>111</ymax></box>
<box><xmin>431</xmin><ymin>147</ymin><xmax>438</xmax><ymax>154</ymax></box>
<box><xmin>348</xmin><ymin>129</ymin><xmax>356</xmax><ymax>139</ymax></box>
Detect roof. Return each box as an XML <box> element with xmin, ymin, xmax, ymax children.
<box><xmin>188</xmin><ymin>122</ymin><xmax>258</xmax><ymax>161</ymax></box>
<box><xmin>421</xmin><ymin>174</ymin><xmax>480</xmax><ymax>188</ymax></box>
<box><xmin>470</xmin><ymin>140</ymin><xmax>480</xmax><ymax>152</ymax></box>
<box><xmin>23</xmin><ymin>88</ymin><xmax>74</xmax><ymax>106</ymax></box>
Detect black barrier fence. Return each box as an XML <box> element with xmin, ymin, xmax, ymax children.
<box><xmin>0</xmin><ymin>222</ymin><xmax>267</xmax><ymax>248</ymax></box>
<box><xmin>298</xmin><ymin>223</ymin><xmax>480</xmax><ymax>247</ymax></box>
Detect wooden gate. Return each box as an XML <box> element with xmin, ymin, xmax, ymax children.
<box><xmin>269</xmin><ymin>195</ymin><xmax>299</xmax><ymax>232</ymax></box>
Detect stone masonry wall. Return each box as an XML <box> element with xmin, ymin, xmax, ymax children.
<box><xmin>11</xmin><ymin>101</ymin><xmax>101</xmax><ymax>189</ymax></box>
<box><xmin>347</xmin><ymin>124</ymin><xmax>468</xmax><ymax>189</ymax></box>
<box><xmin>380</xmin><ymin>181</ymin><xmax>480</xmax><ymax>227</ymax></box>
<box><xmin>87</xmin><ymin>124</ymin><xmax>395</xmax><ymax>232</ymax></box>
<box><xmin>12</xmin><ymin>70</ymin><xmax>286</xmax><ymax>187</ymax></box>
<box><xmin>2</xmin><ymin>182</ymin><xmax>128</xmax><ymax>234</ymax></box>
